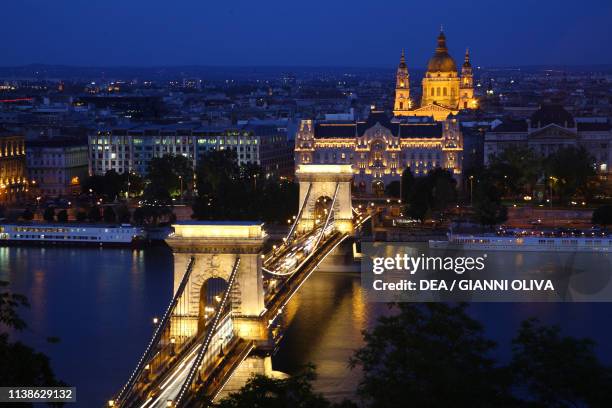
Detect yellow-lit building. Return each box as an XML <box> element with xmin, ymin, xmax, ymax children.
<box><xmin>393</xmin><ymin>30</ymin><xmax>477</xmax><ymax>121</ymax></box>
<box><xmin>0</xmin><ymin>129</ymin><xmax>28</xmax><ymax>202</ymax></box>
<box><xmin>294</xmin><ymin>110</ymin><xmax>463</xmax><ymax>195</ymax></box>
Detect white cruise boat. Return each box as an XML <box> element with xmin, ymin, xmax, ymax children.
<box><xmin>0</xmin><ymin>223</ymin><xmax>146</xmax><ymax>246</ymax></box>
<box><xmin>429</xmin><ymin>230</ymin><xmax>612</xmax><ymax>252</ymax></box>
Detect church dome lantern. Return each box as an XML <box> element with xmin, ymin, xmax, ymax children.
<box><xmin>426</xmin><ymin>30</ymin><xmax>457</xmax><ymax>73</ymax></box>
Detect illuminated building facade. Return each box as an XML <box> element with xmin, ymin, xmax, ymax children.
<box><xmin>295</xmin><ymin>110</ymin><xmax>463</xmax><ymax>195</ymax></box>
<box><xmin>484</xmin><ymin>105</ymin><xmax>612</xmax><ymax>176</ymax></box>
<box><xmin>89</xmin><ymin>123</ymin><xmax>292</xmax><ymax>178</ymax></box>
<box><xmin>393</xmin><ymin>30</ymin><xmax>478</xmax><ymax>121</ymax></box>
<box><xmin>26</xmin><ymin>139</ymin><xmax>88</xmax><ymax>197</ymax></box>
<box><xmin>0</xmin><ymin>129</ymin><xmax>27</xmax><ymax>202</ymax></box>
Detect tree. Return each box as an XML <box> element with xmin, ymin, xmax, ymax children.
<box><xmin>125</xmin><ymin>172</ymin><xmax>145</xmax><ymax>198</ymax></box>
<box><xmin>88</xmin><ymin>206</ymin><xmax>101</xmax><ymax>222</ymax></box>
<box><xmin>0</xmin><ymin>281</ymin><xmax>63</xmax><ymax>388</ymax></box>
<box><xmin>402</xmin><ymin>168</ymin><xmax>457</xmax><ymax>222</ymax></box>
<box><xmin>592</xmin><ymin>205</ymin><xmax>612</xmax><ymax>227</ymax></box>
<box><xmin>545</xmin><ymin>146</ymin><xmax>596</xmax><ymax>203</ymax></box>
<box><xmin>0</xmin><ymin>281</ymin><xmax>28</xmax><ymax>330</ymax></box>
<box><xmin>103</xmin><ymin>206</ymin><xmax>116</xmax><ymax>223</ymax></box>
<box><xmin>400</xmin><ymin>167</ymin><xmax>415</xmax><ymax>204</ymax></box>
<box><xmin>472</xmin><ymin>181</ymin><xmax>508</xmax><ymax>227</ymax></box>
<box><xmin>21</xmin><ymin>208</ymin><xmax>34</xmax><ymax>221</ymax></box>
<box><xmin>488</xmin><ymin>146</ymin><xmax>542</xmax><ymax>198</ymax></box>
<box><xmin>350</xmin><ymin>303</ymin><xmax>514</xmax><ymax>407</ymax></box>
<box><xmin>385</xmin><ymin>181</ymin><xmax>401</xmax><ymax>198</ymax></box>
<box><xmin>81</xmin><ymin>174</ymin><xmax>106</xmax><ymax>195</ymax></box>
<box><xmin>512</xmin><ymin>318</ymin><xmax>612</xmax><ymax>407</ymax></box>
<box><xmin>428</xmin><ymin>168</ymin><xmax>457</xmax><ymax>211</ymax></box>
<box><xmin>215</xmin><ymin>365</ymin><xmax>356</xmax><ymax>408</ymax></box>
<box><xmin>147</xmin><ymin>154</ymin><xmax>194</xmax><ymax>199</ymax></box>
<box><xmin>56</xmin><ymin>209</ymin><xmax>68</xmax><ymax>223</ymax></box>
<box><xmin>103</xmin><ymin>170</ymin><xmax>125</xmax><ymax>201</ymax></box>
<box><xmin>43</xmin><ymin>207</ymin><xmax>55</xmax><ymax>222</ymax></box>
<box><xmin>405</xmin><ymin>178</ymin><xmax>431</xmax><ymax>222</ymax></box>
<box><xmin>192</xmin><ymin>150</ymin><xmax>298</xmax><ymax>223</ymax></box>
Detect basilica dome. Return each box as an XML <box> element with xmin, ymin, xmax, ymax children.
<box><xmin>426</xmin><ymin>31</ymin><xmax>457</xmax><ymax>73</ymax></box>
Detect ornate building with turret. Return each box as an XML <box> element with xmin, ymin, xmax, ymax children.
<box><xmin>393</xmin><ymin>30</ymin><xmax>478</xmax><ymax>121</ymax></box>
<box><xmin>294</xmin><ymin>110</ymin><xmax>463</xmax><ymax>195</ymax></box>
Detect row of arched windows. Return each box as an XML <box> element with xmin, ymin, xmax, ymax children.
<box><xmin>425</xmin><ymin>87</ymin><xmax>456</xmax><ymax>97</ymax></box>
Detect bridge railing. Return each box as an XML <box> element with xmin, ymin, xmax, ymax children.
<box><xmin>114</xmin><ymin>256</ymin><xmax>197</xmax><ymax>405</ymax></box>
<box><xmin>286</xmin><ymin>182</ymin><xmax>312</xmax><ymax>244</ymax></box>
<box><xmin>175</xmin><ymin>256</ymin><xmax>242</xmax><ymax>406</ymax></box>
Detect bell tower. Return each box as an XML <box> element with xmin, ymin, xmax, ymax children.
<box><xmin>459</xmin><ymin>48</ymin><xmax>476</xmax><ymax>110</ymax></box>
<box><xmin>393</xmin><ymin>49</ymin><xmax>411</xmax><ymax>116</ymax></box>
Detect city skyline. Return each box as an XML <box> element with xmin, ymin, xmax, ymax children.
<box><xmin>2</xmin><ymin>0</ymin><xmax>612</xmax><ymax>68</ymax></box>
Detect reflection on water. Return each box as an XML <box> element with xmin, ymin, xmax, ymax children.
<box><xmin>274</xmin><ymin>267</ymin><xmax>612</xmax><ymax>403</ymax></box>
<box><xmin>1</xmin><ymin>246</ymin><xmax>173</xmax><ymax>407</ymax></box>
<box><xmin>1</xmin><ymin>246</ymin><xmax>612</xmax><ymax>406</ymax></box>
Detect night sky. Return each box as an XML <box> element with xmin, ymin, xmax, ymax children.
<box><xmin>3</xmin><ymin>0</ymin><xmax>612</xmax><ymax>67</ymax></box>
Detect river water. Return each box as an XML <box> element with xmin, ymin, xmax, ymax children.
<box><xmin>2</xmin><ymin>245</ymin><xmax>612</xmax><ymax>406</ymax></box>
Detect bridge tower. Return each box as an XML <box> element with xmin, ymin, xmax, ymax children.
<box><xmin>295</xmin><ymin>164</ymin><xmax>354</xmax><ymax>234</ymax></box>
<box><xmin>165</xmin><ymin>221</ymin><xmax>267</xmax><ymax>340</ymax></box>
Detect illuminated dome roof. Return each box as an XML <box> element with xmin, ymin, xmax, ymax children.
<box><xmin>426</xmin><ymin>31</ymin><xmax>457</xmax><ymax>73</ymax></box>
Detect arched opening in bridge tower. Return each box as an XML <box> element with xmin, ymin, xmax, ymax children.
<box><xmin>313</xmin><ymin>196</ymin><xmax>334</xmax><ymax>226</ymax></box>
<box><xmin>198</xmin><ymin>277</ymin><xmax>228</xmax><ymax>335</ymax></box>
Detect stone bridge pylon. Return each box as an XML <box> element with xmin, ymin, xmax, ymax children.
<box><xmin>295</xmin><ymin>164</ymin><xmax>354</xmax><ymax>234</ymax></box>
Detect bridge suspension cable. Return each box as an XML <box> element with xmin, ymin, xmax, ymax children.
<box><xmin>175</xmin><ymin>256</ymin><xmax>241</xmax><ymax>407</ymax></box>
<box><xmin>115</xmin><ymin>256</ymin><xmax>197</xmax><ymax>405</ymax></box>
<box><xmin>313</xmin><ymin>182</ymin><xmax>339</xmax><ymax>250</ymax></box>
<box><xmin>261</xmin><ymin>183</ymin><xmax>340</xmax><ymax>277</ymax></box>
<box><xmin>285</xmin><ymin>182</ymin><xmax>312</xmax><ymax>244</ymax></box>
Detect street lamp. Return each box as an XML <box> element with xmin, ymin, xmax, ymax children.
<box><xmin>548</xmin><ymin>176</ymin><xmax>557</xmax><ymax>208</ymax></box>
<box><xmin>469</xmin><ymin>175</ymin><xmax>474</xmax><ymax>207</ymax></box>
<box><xmin>178</xmin><ymin>176</ymin><xmax>183</xmax><ymax>203</ymax></box>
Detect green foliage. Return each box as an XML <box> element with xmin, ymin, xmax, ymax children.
<box><xmin>82</xmin><ymin>170</ymin><xmax>145</xmax><ymax>200</ymax></box>
<box><xmin>592</xmin><ymin>205</ymin><xmax>612</xmax><ymax>226</ymax></box>
<box><xmin>512</xmin><ymin>318</ymin><xmax>612</xmax><ymax>407</ymax></box>
<box><xmin>350</xmin><ymin>303</ymin><xmax>514</xmax><ymax>408</ymax></box>
<box><xmin>402</xmin><ymin>167</ymin><xmax>457</xmax><ymax>222</ymax></box>
<box><xmin>215</xmin><ymin>364</ymin><xmax>356</xmax><ymax>408</ymax></box>
<box><xmin>0</xmin><ymin>281</ymin><xmax>63</xmax><ymax>389</ymax></box>
<box><xmin>400</xmin><ymin>167</ymin><xmax>415</xmax><ymax>204</ymax></box>
<box><xmin>384</xmin><ymin>181</ymin><xmax>400</xmax><ymax>198</ymax></box>
<box><xmin>56</xmin><ymin>209</ymin><xmax>68</xmax><ymax>223</ymax></box>
<box><xmin>545</xmin><ymin>146</ymin><xmax>596</xmax><ymax>203</ymax></box>
<box><xmin>472</xmin><ymin>180</ymin><xmax>508</xmax><ymax>226</ymax></box>
<box><xmin>146</xmin><ymin>154</ymin><xmax>193</xmax><ymax>199</ymax></box>
<box><xmin>192</xmin><ymin>150</ymin><xmax>298</xmax><ymax>223</ymax></box>
<box><xmin>488</xmin><ymin>146</ymin><xmax>541</xmax><ymax>197</ymax></box>
<box><xmin>0</xmin><ymin>333</ymin><xmax>63</xmax><ymax>388</ymax></box>
<box><xmin>43</xmin><ymin>207</ymin><xmax>55</xmax><ymax>222</ymax></box>
<box><xmin>0</xmin><ymin>281</ymin><xmax>29</xmax><ymax>331</ymax></box>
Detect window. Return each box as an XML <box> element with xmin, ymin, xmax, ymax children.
<box><xmin>443</xmin><ymin>88</ymin><xmax>447</xmax><ymax>96</ymax></box>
